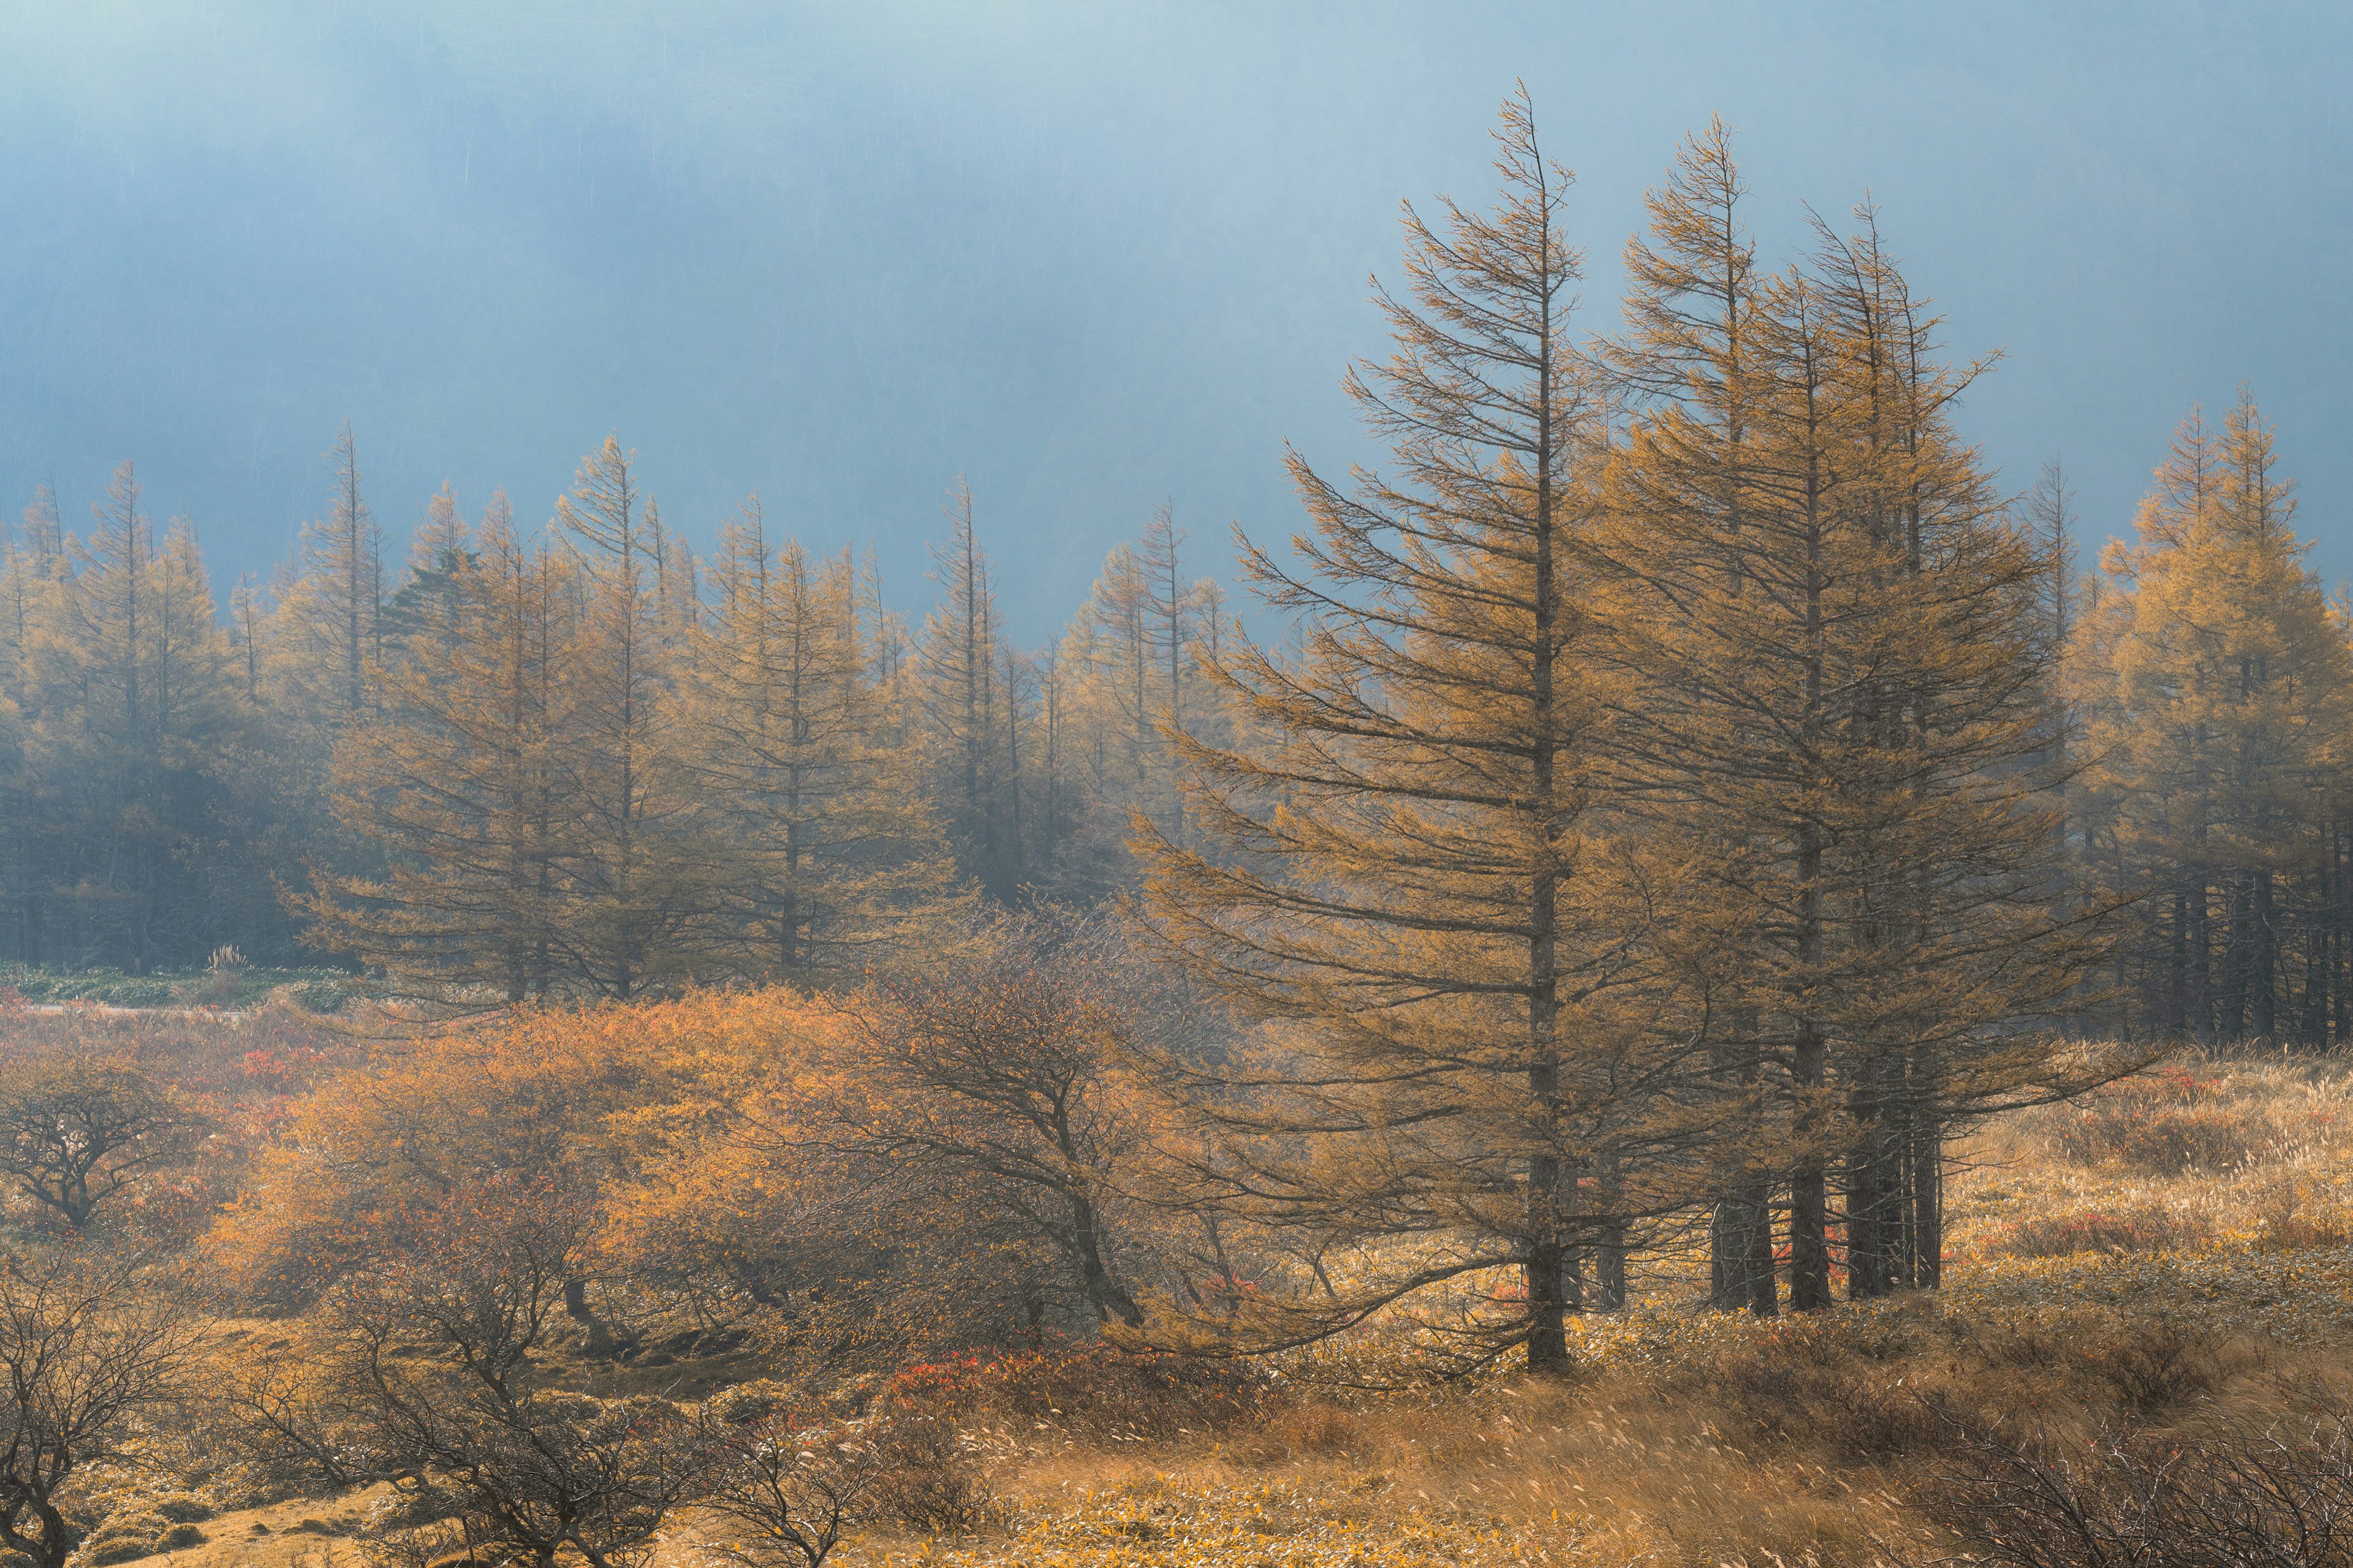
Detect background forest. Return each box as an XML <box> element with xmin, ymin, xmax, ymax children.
<box><xmin>5</xmin><ymin>93</ymin><xmax>2353</xmax><ymax>1568</ymax></box>
<box><xmin>1</xmin><ymin>296</ymin><xmax>2340</xmax><ymax>1055</ymax></box>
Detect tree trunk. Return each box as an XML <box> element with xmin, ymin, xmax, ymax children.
<box><xmin>1846</xmin><ymin>1131</ymin><xmax>1885</xmax><ymax>1300</ymax></box>
<box><xmin>2251</xmin><ymin>869</ymin><xmax>2276</xmax><ymax>1041</ymax></box>
<box><xmin>1070</xmin><ymin>1197</ymin><xmax>1143</xmax><ymax>1328</ymax></box>
<box><xmin>1911</xmin><ymin>1117</ymin><xmax>1943</xmax><ymax>1289</ymax></box>
<box><xmin>2169</xmin><ymin>884</ymin><xmax>2189</xmax><ymax>1036</ymax></box>
<box><xmin>2188</xmin><ymin>877</ymin><xmax>2213</xmax><ymax>1042</ymax></box>
<box><xmin>1594</xmin><ymin>1154</ymin><xmax>1627</xmax><ymax>1311</ymax></box>
<box><xmin>1525</xmin><ymin>1229</ymin><xmax>1570</xmax><ymax>1373</ymax></box>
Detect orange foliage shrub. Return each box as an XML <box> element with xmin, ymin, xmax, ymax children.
<box><xmin>0</xmin><ymin>1004</ymin><xmax>361</xmax><ymax>1250</ymax></box>
<box><xmin>207</xmin><ymin>980</ymin><xmax>1173</xmax><ymax>1369</ymax></box>
<box><xmin>205</xmin><ymin>989</ymin><xmax>843</xmax><ymax>1311</ymax></box>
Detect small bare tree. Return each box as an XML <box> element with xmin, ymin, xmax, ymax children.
<box><xmin>0</xmin><ymin>1053</ymin><xmax>196</xmax><ymax>1232</ymax></box>
<box><xmin>698</xmin><ymin>1415</ymin><xmax>889</xmax><ymax>1568</ymax></box>
<box><xmin>316</xmin><ymin>1178</ymin><xmax>707</xmax><ymax>1568</ymax></box>
<box><xmin>205</xmin><ymin>1328</ymin><xmax>393</xmax><ymax>1493</ymax></box>
<box><xmin>0</xmin><ymin>1249</ymin><xmax>199</xmax><ymax>1568</ymax></box>
<box><xmin>842</xmin><ymin>912</ymin><xmax>1158</xmax><ymax>1328</ymax></box>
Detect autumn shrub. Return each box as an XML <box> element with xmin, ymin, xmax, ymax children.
<box><xmin>862</xmin><ymin>1415</ymin><xmax>999</xmax><ymax>1533</ymax></box>
<box><xmin>205</xmin><ymin>996</ymin><xmax>757</xmax><ymax>1311</ymax></box>
<box><xmin>2051</xmin><ymin>1067</ymin><xmax>2260</xmax><ymax>1172</ymax></box>
<box><xmin>1653</xmin><ymin>1308</ymin><xmax>1953</xmax><ymax>1461</ymax></box>
<box><xmin>695</xmin><ymin>1412</ymin><xmax>898</xmax><ymax>1568</ymax></box>
<box><xmin>884</xmin><ymin>1338</ymin><xmax>1267</xmax><ymax>1438</ymax></box>
<box><xmin>2082</xmin><ymin>1317</ymin><xmax>2260</xmax><ymax>1416</ymax></box>
<box><xmin>2253</xmin><ymin>1175</ymin><xmax>2353</xmax><ymax>1251</ymax></box>
<box><xmin>1705</xmin><ymin>1346</ymin><xmax>1950</xmax><ymax>1461</ymax></box>
<box><xmin>1998</xmin><ymin>1205</ymin><xmax>2212</xmax><ymax>1259</ymax></box>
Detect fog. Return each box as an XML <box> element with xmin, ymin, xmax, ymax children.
<box><xmin>2</xmin><ymin>1</ymin><xmax>2346</xmax><ymax>635</ymax></box>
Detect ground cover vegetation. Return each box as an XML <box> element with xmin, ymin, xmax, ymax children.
<box><xmin>2</xmin><ymin>90</ymin><xmax>2352</xmax><ymax>1564</ymax></box>
<box><xmin>1</xmin><ymin>999</ymin><xmax>2351</xmax><ymax>1567</ymax></box>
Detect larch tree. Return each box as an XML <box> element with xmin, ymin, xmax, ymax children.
<box><xmin>46</xmin><ymin>465</ymin><xmax>161</xmax><ymax>965</ymax></box>
<box><xmin>1604</xmin><ymin>179</ymin><xmax>2105</xmax><ymax>1310</ymax></box>
<box><xmin>1140</xmin><ymin>91</ymin><xmax>1706</xmax><ymax>1373</ymax></box>
<box><xmin>1069</xmin><ymin>544</ymin><xmax>1154</xmax><ymax>825</ymax></box>
<box><xmin>2080</xmin><ymin>392</ymin><xmax>2352</xmax><ymax>1045</ymax></box>
<box><xmin>1594</xmin><ymin>117</ymin><xmax>1779</xmax><ymax>1312</ymax></box>
<box><xmin>1051</xmin><ymin>509</ymin><xmax>1227</xmax><ymax>890</ymax></box>
<box><xmin>385</xmin><ymin>480</ymin><xmax>475</xmax><ymax>659</ymax></box>
<box><xmin>684</xmin><ymin>496</ymin><xmax>957</xmax><ymax>980</ymax></box>
<box><xmin>4</xmin><ymin>469</ymin><xmax>286</xmax><ymax>968</ymax></box>
<box><xmin>301</xmin><ymin>491</ymin><xmax>575</xmax><ymax>1002</ymax></box>
<box><xmin>548</xmin><ymin>438</ymin><xmax>708</xmax><ymax>998</ymax></box>
<box><xmin>274</xmin><ymin>422</ymin><xmax>387</xmax><ymax>729</ymax></box>
<box><xmin>919</xmin><ymin>479</ymin><xmax>1020</xmax><ymax>902</ymax></box>
<box><xmin>0</xmin><ymin>494</ymin><xmax>64</xmax><ymax>963</ymax></box>
<box><xmin>15</xmin><ymin>468</ymin><xmax>256</xmax><ymax>968</ymax></box>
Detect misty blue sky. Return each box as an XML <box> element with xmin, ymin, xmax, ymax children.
<box><xmin>1</xmin><ymin>2</ymin><xmax>2346</xmax><ymax>638</ymax></box>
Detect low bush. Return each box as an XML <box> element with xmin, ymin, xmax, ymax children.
<box><xmin>2253</xmin><ymin>1176</ymin><xmax>2353</xmax><ymax>1251</ymax></box>
<box><xmin>2088</xmin><ymin>1317</ymin><xmax>2259</xmax><ymax>1415</ymax></box>
<box><xmin>865</xmin><ymin>1415</ymin><xmax>999</xmax><ymax>1532</ymax></box>
<box><xmin>2052</xmin><ymin>1069</ymin><xmax>2260</xmax><ymax>1172</ymax></box>
<box><xmin>884</xmin><ymin>1338</ymin><xmax>1267</xmax><ymax>1438</ymax></box>
<box><xmin>1998</xmin><ymin>1205</ymin><xmax>2211</xmax><ymax>1258</ymax></box>
<box><xmin>1909</xmin><ymin>1388</ymin><xmax>2353</xmax><ymax>1567</ymax></box>
<box><xmin>1704</xmin><ymin>1347</ymin><xmax>1949</xmax><ymax>1461</ymax></box>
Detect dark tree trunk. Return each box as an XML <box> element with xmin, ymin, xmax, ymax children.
<box><xmin>1070</xmin><ymin>1198</ymin><xmax>1143</xmax><ymax>1328</ymax></box>
<box><xmin>2188</xmin><ymin>877</ymin><xmax>2213</xmax><ymax>1042</ymax></box>
<box><xmin>1525</xmin><ymin>1233</ymin><xmax>1570</xmax><ymax>1372</ymax></box>
<box><xmin>2251</xmin><ymin>869</ymin><xmax>2276</xmax><ymax>1041</ymax></box>
<box><xmin>1911</xmin><ymin>1118</ymin><xmax>1943</xmax><ymax>1289</ymax></box>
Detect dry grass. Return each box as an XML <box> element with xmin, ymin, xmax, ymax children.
<box><xmin>826</xmin><ymin>1055</ymin><xmax>2353</xmax><ymax>1568</ymax></box>
<box><xmin>1952</xmin><ymin>1055</ymin><xmax>2353</xmax><ymax>1268</ymax></box>
<box><xmin>813</xmin><ymin>1298</ymin><xmax>2342</xmax><ymax>1567</ymax></box>
<box><xmin>78</xmin><ymin>1053</ymin><xmax>2353</xmax><ymax>1568</ymax></box>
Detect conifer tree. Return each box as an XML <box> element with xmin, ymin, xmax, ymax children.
<box><xmin>2080</xmin><ymin>393</ymin><xmax>2351</xmax><ymax>1044</ymax></box>
<box><xmin>301</xmin><ymin>491</ymin><xmax>574</xmax><ymax>1001</ymax></box>
<box><xmin>920</xmin><ymin>479</ymin><xmax>1020</xmax><ymax>901</ymax></box>
<box><xmin>227</xmin><ymin>574</ymin><xmax>268</xmax><ymax>702</ymax></box>
<box><xmin>1597</xmin><ymin>118</ymin><xmax>1778</xmax><ymax>1312</ymax></box>
<box><xmin>1605</xmin><ymin>184</ymin><xmax>2102</xmax><ymax>1310</ymax></box>
<box><xmin>684</xmin><ymin>497</ymin><xmax>956</xmax><ymax>979</ymax></box>
<box><xmin>0</xmin><ymin>507</ymin><xmax>36</xmax><ymax>963</ymax></box>
<box><xmin>548</xmin><ymin>437</ymin><xmax>708</xmax><ymax>997</ymax></box>
<box><xmin>412</xmin><ymin>481</ymin><xmax>469</xmax><ymax>574</ymax></box>
<box><xmin>17</xmin><ymin>468</ymin><xmax>254</xmax><ymax>966</ymax></box>
<box><xmin>275</xmin><ymin>422</ymin><xmax>387</xmax><ymax>727</ymax></box>
<box><xmin>1141</xmin><ymin>91</ymin><xmax>1703</xmax><ymax>1372</ymax></box>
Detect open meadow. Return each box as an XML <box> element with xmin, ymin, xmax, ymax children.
<box><xmin>4</xmin><ymin>996</ymin><xmax>2351</xmax><ymax>1568</ymax></box>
